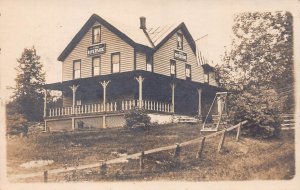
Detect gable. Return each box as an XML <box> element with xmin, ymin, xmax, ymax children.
<box><xmin>58</xmin><ymin>14</ymin><xmax>150</xmax><ymax>62</ymax></box>
<box><xmin>154</xmin><ymin>23</ymin><xmax>196</xmax><ymax>54</ymax></box>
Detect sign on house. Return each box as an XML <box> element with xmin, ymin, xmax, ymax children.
<box><xmin>87</xmin><ymin>44</ymin><xmax>106</xmax><ymax>56</ymax></box>
<box><xmin>174</xmin><ymin>50</ymin><xmax>187</xmax><ymax>62</ymax></box>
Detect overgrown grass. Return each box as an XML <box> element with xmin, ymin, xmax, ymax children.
<box><xmin>7</xmin><ymin>124</ymin><xmax>295</xmax><ymax>182</ymax></box>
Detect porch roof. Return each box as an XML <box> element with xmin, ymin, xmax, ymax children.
<box><xmin>44</xmin><ymin>70</ymin><xmax>224</xmax><ymax>92</ymax></box>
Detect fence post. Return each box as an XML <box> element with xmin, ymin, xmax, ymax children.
<box><xmin>100</xmin><ymin>162</ymin><xmax>107</xmax><ymax>176</ymax></box>
<box><xmin>217</xmin><ymin>130</ymin><xmax>226</xmax><ymax>153</ymax></box>
<box><xmin>196</xmin><ymin>137</ymin><xmax>206</xmax><ymax>159</ymax></box>
<box><xmin>44</xmin><ymin>170</ymin><xmax>48</xmax><ymax>183</ymax></box>
<box><xmin>139</xmin><ymin>151</ymin><xmax>145</xmax><ymax>172</ymax></box>
<box><xmin>236</xmin><ymin>123</ymin><xmax>241</xmax><ymax>142</ymax></box>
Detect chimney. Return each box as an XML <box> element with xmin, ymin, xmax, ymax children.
<box><xmin>140</xmin><ymin>16</ymin><xmax>146</xmax><ymax>30</ymax></box>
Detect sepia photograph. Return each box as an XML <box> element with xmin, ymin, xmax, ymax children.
<box><xmin>0</xmin><ymin>0</ymin><xmax>299</xmax><ymax>189</ymax></box>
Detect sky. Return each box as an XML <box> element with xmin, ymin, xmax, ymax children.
<box><xmin>0</xmin><ymin>0</ymin><xmax>299</xmax><ymax>101</ymax></box>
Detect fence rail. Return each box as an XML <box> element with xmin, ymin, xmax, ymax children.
<box><xmin>10</xmin><ymin>120</ymin><xmax>247</xmax><ymax>182</ymax></box>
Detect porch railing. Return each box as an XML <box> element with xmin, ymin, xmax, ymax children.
<box><xmin>47</xmin><ymin>99</ymin><xmax>172</xmax><ymax>117</ymax></box>
<box><xmin>121</xmin><ymin>99</ymin><xmax>172</xmax><ymax>113</ymax></box>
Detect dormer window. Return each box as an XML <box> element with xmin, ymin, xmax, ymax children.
<box><xmin>177</xmin><ymin>32</ymin><xmax>183</xmax><ymax>50</ymax></box>
<box><xmin>92</xmin><ymin>26</ymin><xmax>101</xmax><ymax>44</ymax></box>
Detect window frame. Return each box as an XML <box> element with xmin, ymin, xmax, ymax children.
<box><xmin>146</xmin><ymin>54</ymin><xmax>153</xmax><ymax>72</ymax></box>
<box><xmin>170</xmin><ymin>59</ymin><xmax>176</xmax><ymax>78</ymax></box>
<box><xmin>204</xmin><ymin>70</ymin><xmax>209</xmax><ymax>83</ymax></box>
<box><xmin>111</xmin><ymin>52</ymin><xmax>121</xmax><ymax>73</ymax></box>
<box><xmin>92</xmin><ymin>25</ymin><xmax>101</xmax><ymax>44</ymax></box>
<box><xmin>92</xmin><ymin>56</ymin><xmax>101</xmax><ymax>76</ymax></box>
<box><xmin>177</xmin><ymin>32</ymin><xmax>183</xmax><ymax>50</ymax></box>
<box><xmin>185</xmin><ymin>64</ymin><xmax>191</xmax><ymax>80</ymax></box>
<box><xmin>73</xmin><ymin>59</ymin><xmax>81</xmax><ymax>79</ymax></box>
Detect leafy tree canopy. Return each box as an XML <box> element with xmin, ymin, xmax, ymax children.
<box><xmin>215</xmin><ymin>11</ymin><xmax>293</xmax><ymax>138</ymax></box>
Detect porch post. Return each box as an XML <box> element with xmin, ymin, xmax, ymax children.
<box><xmin>170</xmin><ymin>83</ymin><xmax>176</xmax><ymax>113</ymax></box>
<box><xmin>135</xmin><ymin>76</ymin><xmax>144</xmax><ymax>108</ymax></box>
<box><xmin>43</xmin><ymin>89</ymin><xmax>47</xmax><ymax>118</ymax></box>
<box><xmin>197</xmin><ymin>88</ymin><xmax>202</xmax><ymax>116</ymax></box>
<box><xmin>100</xmin><ymin>80</ymin><xmax>110</xmax><ymax>112</ymax></box>
<box><xmin>69</xmin><ymin>85</ymin><xmax>79</xmax><ymax>114</ymax></box>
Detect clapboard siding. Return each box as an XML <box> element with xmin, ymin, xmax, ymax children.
<box><xmin>136</xmin><ymin>52</ymin><xmax>146</xmax><ymax>70</ymax></box>
<box><xmin>153</xmin><ymin>29</ymin><xmax>204</xmax><ymax>83</ymax></box>
<box><xmin>62</xmin><ymin>22</ymin><xmax>134</xmax><ymax>81</ymax></box>
<box><xmin>209</xmin><ymin>71</ymin><xmax>218</xmax><ymax>86</ymax></box>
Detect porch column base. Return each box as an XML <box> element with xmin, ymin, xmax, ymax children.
<box><xmin>72</xmin><ymin>117</ymin><xmax>75</xmax><ymax>130</ymax></box>
<box><xmin>103</xmin><ymin>115</ymin><xmax>106</xmax><ymax>128</ymax></box>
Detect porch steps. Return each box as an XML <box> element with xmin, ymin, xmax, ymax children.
<box><xmin>177</xmin><ymin>115</ymin><xmax>199</xmax><ymax>124</ymax></box>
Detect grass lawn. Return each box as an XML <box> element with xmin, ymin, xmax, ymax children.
<box><xmin>7</xmin><ymin>123</ymin><xmax>295</xmax><ymax>182</ymax></box>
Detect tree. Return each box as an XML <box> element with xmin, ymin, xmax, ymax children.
<box><xmin>216</xmin><ymin>11</ymin><xmax>293</xmax><ymax>138</ymax></box>
<box><xmin>10</xmin><ymin>46</ymin><xmax>45</xmax><ymax>121</ymax></box>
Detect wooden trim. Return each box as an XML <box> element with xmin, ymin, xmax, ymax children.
<box><xmin>92</xmin><ymin>56</ymin><xmax>101</xmax><ymax>76</ymax></box>
<box><xmin>92</xmin><ymin>25</ymin><xmax>101</xmax><ymax>44</ymax></box>
<box><xmin>111</xmin><ymin>52</ymin><xmax>121</xmax><ymax>73</ymax></box>
<box><xmin>185</xmin><ymin>64</ymin><xmax>191</xmax><ymax>81</ymax></box>
<box><xmin>73</xmin><ymin>59</ymin><xmax>81</xmax><ymax>79</ymax></box>
<box><xmin>177</xmin><ymin>32</ymin><xmax>183</xmax><ymax>50</ymax></box>
<box><xmin>170</xmin><ymin>59</ymin><xmax>176</xmax><ymax>78</ymax></box>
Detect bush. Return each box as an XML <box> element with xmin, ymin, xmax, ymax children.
<box><xmin>124</xmin><ymin>108</ymin><xmax>151</xmax><ymax>130</ymax></box>
<box><xmin>6</xmin><ymin>102</ymin><xmax>28</xmax><ymax>135</ymax></box>
<box><xmin>227</xmin><ymin>89</ymin><xmax>282</xmax><ymax>138</ymax></box>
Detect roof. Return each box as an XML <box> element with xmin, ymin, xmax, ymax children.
<box><xmin>58</xmin><ymin>14</ymin><xmax>197</xmax><ymax>61</ymax></box>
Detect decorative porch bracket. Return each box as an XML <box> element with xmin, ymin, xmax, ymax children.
<box><xmin>170</xmin><ymin>83</ymin><xmax>176</xmax><ymax>113</ymax></box>
<box><xmin>100</xmin><ymin>80</ymin><xmax>110</xmax><ymax>112</ymax></box>
<box><xmin>69</xmin><ymin>85</ymin><xmax>79</xmax><ymax>114</ymax></box>
<box><xmin>135</xmin><ymin>75</ymin><xmax>144</xmax><ymax>109</ymax></box>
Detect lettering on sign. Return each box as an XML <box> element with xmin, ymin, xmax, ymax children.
<box><xmin>87</xmin><ymin>44</ymin><xmax>106</xmax><ymax>56</ymax></box>
<box><xmin>174</xmin><ymin>50</ymin><xmax>187</xmax><ymax>62</ymax></box>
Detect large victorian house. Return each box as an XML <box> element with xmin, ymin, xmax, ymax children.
<box><xmin>44</xmin><ymin>14</ymin><xmax>222</xmax><ymax>131</ymax></box>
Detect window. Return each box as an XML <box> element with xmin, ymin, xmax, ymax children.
<box><xmin>92</xmin><ymin>57</ymin><xmax>101</xmax><ymax>76</ymax></box>
<box><xmin>73</xmin><ymin>60</ymin><xmax>81</xmax><ymax>79</ymax></box>
<box><xmin>92</xmin><ymin>26</ymin><xmax>101</xmax><ymax>44</ymax></box>
<box><xmin>146</xmin><ymin>55</ymin><xmax>153</xmax><ymax>72</ymax></box>
<box><xmin>204</xmin><ymin>71</ymin><xmax>209</xmax><ymax>83</ymax></box>
<box><xmin>185</xmin><ymin>64</ymin><xmax>191</xmax><ymax>80</ymax></box>
<box><xmin>177</xmin><ymin>32</ymin><xmax>183</xmax><ymax>50</ymax></box>
<box><xmin>111</xmin><ymin>53</ymin><xmax>120</xmax><ymax>73</ymax></box>
<box><xmin>170</xmin><ymin>60</ymin><xmax>176</xmax><ymax>77</ymax></box>
<box><xmin>76</xmin><ymin>99</ymin><xmax>82</xmax><ymax>106</ymax></box>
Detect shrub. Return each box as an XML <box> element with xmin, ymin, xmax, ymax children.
<box><xmin>227</xmin><ymin>89</ymin><xmax>282</xmax><ymax>138</ymax></box>
<box><xmin>124</xmin><ymin>108</ymin><xmax>151</xmax><ymax>130</ymax></box>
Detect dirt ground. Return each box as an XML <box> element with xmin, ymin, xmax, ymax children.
<box><xmin>6</xmin><ymin>124</ymin><xmax>295</xmax><ymax>182</ymax></box>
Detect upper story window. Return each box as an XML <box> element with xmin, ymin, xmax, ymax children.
<box><xmin>177</xmin><ymin>32</ymin><xmax>183</xmax><ymax>50</ymax></box>
<box><xmin>92</xmin><ymin>26</ymin><xmax>101</xmax><ymax>44</ymax></box>
<box><xmin>111</xmin><ymin>53</ymin><xmax>120</xmax><ymax>73</ymax></box>
<box><xmin>146</xmin><ymin>55</ymin><xmax>153</xmax><ymax>72</ymax></box>
<box><xmin>73</xmin><ymin>60</ymin><xmax>81</xmax><ymax>79</ymax></box>
<box><xmin>92</xmin><ymin>56</ymin><xmax>101</xmax><ymax>76</ymax></box>
<box><xmin>170</xmin><ymin>60</ymin><xmax>176</xmax><ymax>77</ymax></box>
<box><xmin>204</xmin><ymin>71</ymin><xmax>209</xmax><ymax>83</ymax></box>
<box><xmin>185</xmin><ymin>64</ymin><xmax>191</xmax><ymax>80</ymax></box>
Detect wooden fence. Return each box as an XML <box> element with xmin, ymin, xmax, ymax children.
<box><xmin>11</xmin><ymin>120</ymin><xmax>247</xmax><ymax>182</ymax></box>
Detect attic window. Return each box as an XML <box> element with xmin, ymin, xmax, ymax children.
<box><xmin>92</xmin><ymin>26</ymin><xmax>101</xmax><ymax>44</ymax></box>
<box><xmin>177</xmin><ymin>32</ymin><xmax>183</xmax><ymax>50</ymax></box>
